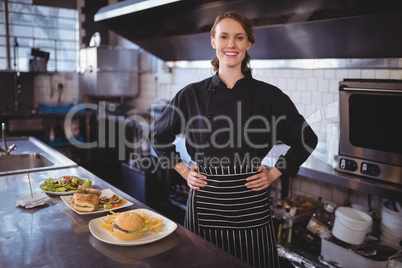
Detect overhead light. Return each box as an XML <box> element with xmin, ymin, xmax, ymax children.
<box><xmin>95</xmin><ymin>0</ymin><xmax>182</xmax><ymax>21</ymax></box>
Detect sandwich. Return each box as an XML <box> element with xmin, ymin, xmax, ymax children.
<box><xmin>76</xmin><ymin>185</ymin><xmax>102</xmax><ymax>197</ymax></box>
<box><xmin>70</xmin><ymin>193</ymin><xmax>100</xmax><ymax>212</ymax></box>
<box><xmin>113</xmin><ymin>212</ymin><xmax>147</xmax><ymax>241</ymax></box>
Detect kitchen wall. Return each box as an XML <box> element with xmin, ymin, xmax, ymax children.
<box><xmin>135</xmin><ymin>52</ymin><xmax>402</xmax><ymax>211</ymax></box>
<box><xmin>33</xmin><ymin>73</ymin><xmax>80</xmax><ymax>107</ymax></box>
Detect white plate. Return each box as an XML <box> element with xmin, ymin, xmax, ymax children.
<box><xmin>60</xmin><ymin>189</ymin><xmax>133</xmax><ymax>214</ymax></box>
<box><xmin>89</xmin><ymin>208</ymin><xmax>177</xmax><ymax>246</ymax></box>
<box><xmin>41</xmin><ymin>179</ymin><xmax>95</xmax><ymax>196</ymax></box>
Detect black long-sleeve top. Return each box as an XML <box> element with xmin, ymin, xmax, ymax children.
<box><xmin>149</xmin><ymin>74</ymin><xmax>318</xmax><ymax>177</ymax></box>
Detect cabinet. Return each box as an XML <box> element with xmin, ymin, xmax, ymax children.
<box><xmin>121</xmin><ymin>161</ymin><xmax>168</xmax><ymax>212</ymax></box>
<box><xmin>0</xmin><ymin>71</ymin><xmax>35</xmax><ymax>111</ymax></box>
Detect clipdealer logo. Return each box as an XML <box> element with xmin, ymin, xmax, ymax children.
<box><xmin>64</xmin><ymin>100</ymin><xmax>325</xmax><ymax>171</ymax></box>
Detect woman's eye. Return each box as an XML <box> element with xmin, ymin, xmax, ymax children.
<box><xmin>237</xmin><ymin>36</ymin><xmax>244</xmax><ymax>40</ymax></box>
<box><xmin>220</xmin><ymin>35</ymin><xmax>228</xmax><ymax>40</ymax></box>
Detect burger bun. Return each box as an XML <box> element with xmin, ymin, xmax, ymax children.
<box><xmin>113</xmin><ymin>212</ymin><xmax>145</xmax><ymax>241</ymax></box>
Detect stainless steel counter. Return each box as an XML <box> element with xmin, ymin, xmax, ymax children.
<box><xmin>299</xmin><ymin>158</ymin><xmax>402</xmax><ymax>201</ymax></box>
<box><xmin>0</xmin><ymin>167</ymin><xmax>251</xmax><ymax>268</ymax></box>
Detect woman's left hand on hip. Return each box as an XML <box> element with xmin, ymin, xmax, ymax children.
<box><xmin>245</xmin><ymin>165</ymin><xmax>277</xmax><ymax>191</ymax></box>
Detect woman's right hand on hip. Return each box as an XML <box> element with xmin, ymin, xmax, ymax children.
<box><xmin>187</xmin><ymin>164</ymin><xmax>207</xmax><ymax>190</ymax></box>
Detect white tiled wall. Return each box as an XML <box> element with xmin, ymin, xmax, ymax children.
<box><xmin>33</xmin><ymin>73</ymin><xmax>79</xmax><ymax>107</ymax></box>
<box><xmin>291</xmin><ymin>175</ymin><xmax>381</xmax><ymax>212</ymax></box>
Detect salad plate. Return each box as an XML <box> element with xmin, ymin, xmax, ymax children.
<box><xmin>60</xmin><ymin>189</ymin><xmax>133</xmax><ymax>215</ymax></box>
<box><xmin>89</xmin><ymin>208</ymin><xmax>177</xmax><ymax>246</ymax></box>
<box><xmin>40</xmin><ymin>176</ymin><xmax>94</xmax><ymax>195</ymax></box>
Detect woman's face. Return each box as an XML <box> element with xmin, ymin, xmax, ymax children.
<box><xmin>211</xmin><ymin>18</ymin><xmax>252</xmax><ymax>71</ymax></box>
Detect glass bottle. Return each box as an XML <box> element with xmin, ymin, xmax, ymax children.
<box><xmin>278</xmin><ymin>205</ymin><xmax>293</xmax><ymax>244</ymax></box>
<box><xmin>306</xmin><ymin>201</ymin><xmax>336</xmax><ymax>238</ymax></box>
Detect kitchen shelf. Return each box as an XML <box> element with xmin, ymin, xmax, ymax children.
<box><xmin>38</xmin><ymin>103</ymin><xmax>74</xmax><ymax>113</ymax></box>
<box><xmin>298</xmin><ymin>156</ymin><xmax>402</xmax><ymax>201</ymax></box>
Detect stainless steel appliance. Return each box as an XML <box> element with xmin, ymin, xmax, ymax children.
<box><xmin>79</xmin><ymin>47</ymin><xmax>139</xmax><ymax>97</ymax></box>
<box><xmin>338</xmin><ymin>79</ymin><xmax>402</xmax><ymax>184</ymax></box>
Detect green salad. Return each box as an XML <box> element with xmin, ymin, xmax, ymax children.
<box><xmin>40</xmin><ymin>176</ymin><xmax>92</xmax><ymax>192</ymax></box>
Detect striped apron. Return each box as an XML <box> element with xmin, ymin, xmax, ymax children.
<box><xmin>184</xmin><ymin>165</ymin><xmax>280</xmax><ymax>268</ymax></box>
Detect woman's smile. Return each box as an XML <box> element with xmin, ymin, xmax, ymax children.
<box><xmin>223</xmin><ymin>51</ymin><xmax>239</xmax><ymax>57</ymax></box>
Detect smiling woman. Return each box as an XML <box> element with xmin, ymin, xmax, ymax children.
<box><xmin>150</xmin><ymin>10</ymin><xmax>318</xmax><ymax>268</ymax></box>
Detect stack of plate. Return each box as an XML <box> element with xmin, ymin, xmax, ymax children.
<box><xmin>380</xmin><ymin>200</ymin><xmax>402</xmax><ymax>248</ymax></box>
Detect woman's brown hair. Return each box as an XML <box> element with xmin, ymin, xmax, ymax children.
<box><xmin>210</xmin><ymin>10</ymin><xmax>255</xmax><ymax>76</ymax></box>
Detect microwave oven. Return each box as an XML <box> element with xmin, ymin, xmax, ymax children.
<box><xmin>338</xmin><ymin>79</ymin><xmax>402</xmax><ymax>184</ymax></box>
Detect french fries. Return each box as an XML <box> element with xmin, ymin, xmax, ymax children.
<box><xmin>99</xmin><ymin>210</ymin><xmax>164</xmax><ymax>236</ymax></box>
<box><xmin>137</xmin><ymin>211</ymin><xmax>164</xmax><ymax>232</ymax></box>
<box><xmin>99</xmin><ymin>210</ymin><xmax>119</xmax><ymax>235</ymax></box>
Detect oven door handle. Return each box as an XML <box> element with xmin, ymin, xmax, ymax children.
<box><xmin>342</xmin><ymin>87</ymin><xmax>402</xmax><ymax>93</ymax></box>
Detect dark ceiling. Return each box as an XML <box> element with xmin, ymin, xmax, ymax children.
<box><xmin>94</xmin><ymin>0</ymin><xmax>402</xmax><ymax>61</ymax></box>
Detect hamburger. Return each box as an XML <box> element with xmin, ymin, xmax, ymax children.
<box><xmin>113</xmin><ymin>212</ymin><xmax>147</xmax><ymax>241</ymax></box>
<box><xmin>70</xmin><ymin>193</ymin><xmax>100</xmax><ymax>212</ymax></box>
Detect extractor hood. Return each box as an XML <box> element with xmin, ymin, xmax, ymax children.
<box><xmin>95</xmin><ymin>0</ymin><xmax>402</xmax><ymax>61</ymax></box>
